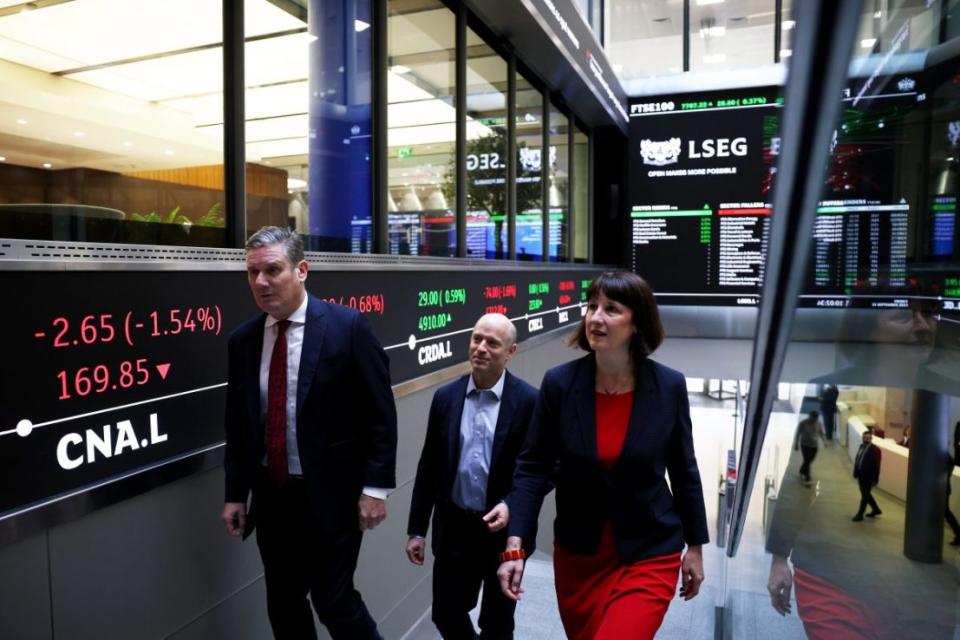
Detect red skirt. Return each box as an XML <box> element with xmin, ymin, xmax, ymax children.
<box><xmin>554</xmin><ymin>522</ymin><xmax>681</xmax><ymax>640</ymax></box>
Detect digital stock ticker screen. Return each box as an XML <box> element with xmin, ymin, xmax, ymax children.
<box><xmin>0</xmin><ymin>265</ymin><xmax>599</xmax><ymax>522</ymax></box>
<box><xmin>628</xmin><ymin>78</ymin><xmax>958</xmax><ymax>311</ymax></box>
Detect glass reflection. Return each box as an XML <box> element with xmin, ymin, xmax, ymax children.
<box><xmin>387</xmin><ymin>0</ymin><xmax>456</xmax><ymax>256</ymax></box>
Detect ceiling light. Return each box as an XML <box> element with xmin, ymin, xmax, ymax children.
<box><xmin>123</xmin><ymin>141</ymin><xmax>133</xmax><ymax>147</ymax></box>
<box><xmin>0</xmin><ymin>156</ymin><xmax>6</xmax><ymax>161</ymax></box>
<box><xmin>42</xmin><ymin>162</ymin><xmax>52</xmax><ymax>168</ymax></box>
<box><xmin>16</xmin><ymin>118</ymin><xmax>27</xmax><ymax>125</ymax></box>
<box><xmin>73</xmin><ymin>131</ymin><xmax>84</xmax><ymax>137</ymax></box>
<box><xmin>780</xmin><ymin>49</ymin><xmax>792</xmax><ymax>58</ymax></box>
<box><xmin>354</xmin><ymin>19</ymin><xmax>370</xmax><ymax>32</ymax></box>
<box><xmin>700</xmin><ymin>25</ymin><xmax>726</xmax><ymax>38</ymax></box>
<box><xmin>163</xmin><ymin>149</ymin><xmax>174</xmax><ymax>156</ymax></box>
<box><xmin>696</xmin><ymin>0</ymin><xmax>724</xmax><ymax>5</ymax></box>
<box><xmin>704</xmin><ymin>53</ymin><xmax>727</xmax><ymax>64</ymax></box>
<box><xmin>391</xmin><ymin>65</ymin><xmax>411</xmax><ymax>74</ymax></box>
<box><xmin>861</xmin><ymin>38</ymin><xmax>877</xmax><ymax>48</ymax></box>
<box><xmin>782</xmin><ymin>20</ymin><xmax>795</xmax><ymax>30</ymax></box>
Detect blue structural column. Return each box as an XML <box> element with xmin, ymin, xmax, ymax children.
<box><xmin>904</xmin><ymin>389</ymin><xmax>950</xmax><ymax>562</ymax></box>
<box><xmin>308</xmin><ymin>0</ymin><xmax>373</xmax><ymax>252</ymax></box>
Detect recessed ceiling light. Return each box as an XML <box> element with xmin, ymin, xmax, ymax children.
<box><xmin>73</xmin><ymin>131</ymin><xmax>84</xmax><ymax>137</ymax></box>
<box><xmin>123</xmin><ymin>141</ymin><xmax>133</xmax><ymax>147</ymax></box>
<box><xmin>16</xmin><ymin>118</ymin><xmax>27</xmax><ymax>125</ymax></box>
<box><xmin>782</xmin><ymin>20</ymin><xmax>795</xmax><ymax>30</ymax></box>
<box><xmin>391</xmin><ymin>65</ymin><xmax>411</xmax><ymax>74</ymax></box>
<box><xmin>43</xmin><ymin>162</ymin><xmax>52</xmax><ymax>168</ymax></box>
<box><xmin>163</xmin><ymin>149</ymin><xmax>174</xmax><ymax>156</ymax></box>
<box><xmin>0</xmin><ymin>156</ymin><xmax>6</xmax><ymax>161</ymax></box>
<box><xmin>354</xmin><ymin>19</ymin><xmax>370</xmax><ymax>32</ymax></box>
<box><xmin>704</xmin><ymin>53</ymin><xmax>727</xmax><ymax>64</ymax></box>
<box><xmin>861</xmin><ymin>38</ymin><xmax>877</xmax><ymax>48</ymax></box>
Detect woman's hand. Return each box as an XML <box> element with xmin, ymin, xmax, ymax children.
<box><xmin>497</xmin><ymin>536</ymin><xmax>526</xmax><ymax>601</ymax></box>
<box><xmin>679</xmin><ymin>545</ymin><xmax>704</xmax><ymax>600</ymax></box>
<box><xmin>483</xmin><ymin>501</ymin><xmax>510</xmax><ymax>532</ymax></box>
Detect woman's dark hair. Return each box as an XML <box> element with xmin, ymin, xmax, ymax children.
<box><xmin>568</xmin><ymin>271</ymin><xmax>664</xmax><ymax>359</ymax></box>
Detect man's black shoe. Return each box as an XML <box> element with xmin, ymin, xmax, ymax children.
<box><xmin>852</xmin><ymin>514</ymin><xmax>864</xmax><ymax>522</ymax></box>
<box><xmin>867</xmin><ymin>510</ymin><xmax>882</xmax><ymax>518</ymax></box>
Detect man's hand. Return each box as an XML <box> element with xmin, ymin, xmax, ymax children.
<box><xmin>222</xmin><ymin>502</ymin><xmax>247</xmax><ymax>537</ymax></box>
<box><xmin>767</xmin><ymin>555</ymin><xmax>794</xmax><ymax>615</ymax></box>
<box><xmin>358</xmin><ymin>494</ymin><xmax>387</xmax><ymax>531</ymax></box>
<box><xmin>483</xmin><ymin>501</ymin><xmax>510</xmax><ymax>532</ymax></box>
<box><xmin>405</xmin><ymin>536</ymin><xmax>426</xmax><ymax>565</ymax></box>
<box><xmin>497</xmin><ymin>536</ymin><xmax>525</xmax><ymax>601</ymax></box>
<box><xmin>679</xmin><ymin>545</ymin><xmax>704</xmax><ymax>600</ymax></box>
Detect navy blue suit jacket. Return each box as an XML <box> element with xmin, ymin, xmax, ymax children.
<box><xmin>224</xmin><ymin>294</ymin><xmax>397</xmax><ymax>534</ymax></box>
<box><xmin>407</xmin><ymin>371</ymin><xmax>538</xmax><ymax>556</ymax></box>
<box><xmin>506</xmin><ymin>354</ymin><xmax>709</xmax><ymax>562</ymax></box>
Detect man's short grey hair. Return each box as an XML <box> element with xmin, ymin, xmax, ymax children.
<box><xmin>245</xmin><ymin>226</ymin><xmax>305</xmax><ymax>266</ymax></box>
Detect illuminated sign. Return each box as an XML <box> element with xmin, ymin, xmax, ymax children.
<box><xmin>0</xmin><ymin>265</ymin><xmax>602</xmax><ymax>523</ymax></box>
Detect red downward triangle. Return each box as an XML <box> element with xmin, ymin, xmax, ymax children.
<box><xmin>156</xmin><ymin>363</ymin><xmax>171</xmax><ymax>380</ymax></box>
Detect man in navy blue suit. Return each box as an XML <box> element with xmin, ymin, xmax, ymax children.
<box><xmin>221</xmin><ymin>226</ymin><xmax>397</xmax><ymax>639</ymax></box>
<box><xmin>406</xmin><ymin>314</ymin><xmax>537</xmax><ymax>639</ymax></box>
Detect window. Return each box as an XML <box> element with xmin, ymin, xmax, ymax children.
<box><xmin>387</xmin><ymin>0</ymin><xmax>456</xmax><ymax>257</ymax></box>
<box><xmin>549</xmin><ymin>107</ymin><xmax>569</xmax><ymax>262</ymax></box>
<box><xmin>573</xmin><ymin>125</ymin><xmax>589</xmax><ymax>261</ymax></box>
<box><xmin>0</xmin><ymin>0</ymin><xmax>226</xmax><ymax>246</ymax></box>
<box><xmin>464</xmin><ymin>27</ymin><xmax>508</xmax><ymax>259</ymax></box>
<box><xmin>515</xmin><ymin>73</ymin><xmax>543</xmax><ymax>261</ymax></box>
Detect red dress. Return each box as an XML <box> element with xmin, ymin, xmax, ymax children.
<box><xmin>553</xmin><ymin>391</ymin><xmax>682</xmax><ymax>639</ymax></box>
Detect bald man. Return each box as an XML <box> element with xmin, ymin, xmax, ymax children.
<box><xmin>406</xmin><ymin>314</ymin><xmax>538</xmax><ymax>639</ymax></box>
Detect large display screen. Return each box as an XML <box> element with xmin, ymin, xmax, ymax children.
<box><xmin>628</xmin><ymin>78</ymin><xmax>956</xmax><ymax>310</ymax></box>
<box><xmin>0</xmin><ymin>264</ymin><xmax>599</xmax><ymax>522</ymax></box>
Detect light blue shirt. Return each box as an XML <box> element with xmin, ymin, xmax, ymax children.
<box><xmin>452</xmin><ymin>372</ymin><xmax>505</xmax><ymax>511</ymax></box>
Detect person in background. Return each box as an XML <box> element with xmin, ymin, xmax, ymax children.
<box><xmin>820</xmin><ymin>384</ymin><xmax>839</xmax><ymax>442</ymax></box>
<box><xmin>485</xmin><ymin>271</ymin><xmax>708</xmax><ymax>640</ymax></box>
<box><xmin>405</xmin><ymin>314</ymin><xmax>538</xmax><ymax>639</ymax></box>
<box><xmin>794</xmin><ymin>410</ymin><xmax>827</xmax><ymax>485</ymax></box>
<box><xmin>897</xmin><ymin>425</ymin><xmax>912</xmax><ymax>448</ymax></box>
<box><xmin>852</xmin><ymin>429</ymin><xmax>882</xmax><ymax>522</ymax></box>
<box><xmin>221</xmin><ymin>226</ymin><xmax>397</xmax><ymax>639</ymax></box>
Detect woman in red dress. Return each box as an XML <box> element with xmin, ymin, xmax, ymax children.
<box><xmin>484</xmin><ymin>271</ymin><xmax>708</xmax><ymax>639</ymax></box>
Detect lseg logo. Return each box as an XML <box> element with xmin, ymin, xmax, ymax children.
<box><xmin>640</xmin><ymin>138</ymin><xmax>681</xmax><ymax>166</ymax></box>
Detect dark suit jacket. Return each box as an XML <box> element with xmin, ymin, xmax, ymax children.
<box><xmin>224</xmin><ymin>294</ymin><xmax>397</xmax><ymax>534</ymax></box>
<box><xmin>506</xmin><ymin>354</ymin><xmax>709</xmax><ymax>563</ymax></box>
<box><xmin>407</xmin><ymin>371</ymin><xmax>538</xmax><ymax>556</ymax></box>
<box><xmin>853</xmin><ymin>443</ymin><xmax>881</xmax><ymax>486</ymax></box>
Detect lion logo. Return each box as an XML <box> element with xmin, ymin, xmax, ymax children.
<box><xmin>640</xmin><ymin>138</ymin><xmax>681</xmax><ymax>166</ymax></box>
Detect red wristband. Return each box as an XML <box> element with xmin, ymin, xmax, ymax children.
<box><xmin>499</xmin><ymin>548</ymin><xmax>526</xmax><ymax>562</ymax></box>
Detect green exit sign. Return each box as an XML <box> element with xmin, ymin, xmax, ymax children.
<box><xmin>397</xmin><ymin>147</ymin><xmax>413</xmax><ymax>159</ymax></box>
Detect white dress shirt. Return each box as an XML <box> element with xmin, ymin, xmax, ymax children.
<box><xmin>259</xmin><ymin>293</ymin><xmax>387</xmax><ymax>499</ymax></box>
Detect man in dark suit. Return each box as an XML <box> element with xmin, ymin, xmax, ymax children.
<box><xmin>406</xmin><ymin>313</ymin><xmax>537</xmax><ymax>639</ymax></box>
<box><xmin>221</xmin><ymin>226</ymin><xmax>397</xmax><ymax>639</ymax></box>
<box><xmin>852</xmin><ymin>429</ymin><xmax>882</xmax><ymax>521</ymax></box>
<box><xmin>820</xmin><ymin>384</ymin><xmax>839</xmax><ymax>441</ymax></box>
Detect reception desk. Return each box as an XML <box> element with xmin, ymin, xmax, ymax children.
<box><xmin>847</xmin><ymin>417</ymin><xmax>960</xmax><ymax>516</ymax></box>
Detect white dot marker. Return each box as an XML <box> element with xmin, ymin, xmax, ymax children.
<box><xmin>16</xmin><ymin>419</ymin><xmax>33</xmax><ymax>437</ymax></box>
<box><xmin>408</xmin><ymin>334</ymin><xmax>417</xmax><ymax>350</ymax></box>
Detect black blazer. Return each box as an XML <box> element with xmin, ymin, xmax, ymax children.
<box><xmin>407</xmin><ymin>371</ymin><xmax>538</xmax><ymax>556</ymax></box>
<box><xmin>853</xmin><ymin>443</ymin><xmax>881</xmax><ymax>486</ymax></box>
<box><xmin>224</xmin><ymin>294</ymin><xmax>397</xmax><ymax>533</ymax></box>
<box><xmin>505</xmin><ymin>354</ymin><xmax>709</xmax><ymax>562</ymax></box>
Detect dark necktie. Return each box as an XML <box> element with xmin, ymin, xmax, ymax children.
<box><xmin>266</xmin><ymin>320</ymin><xmax>290</xmax><ymax>486</ymax></box>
